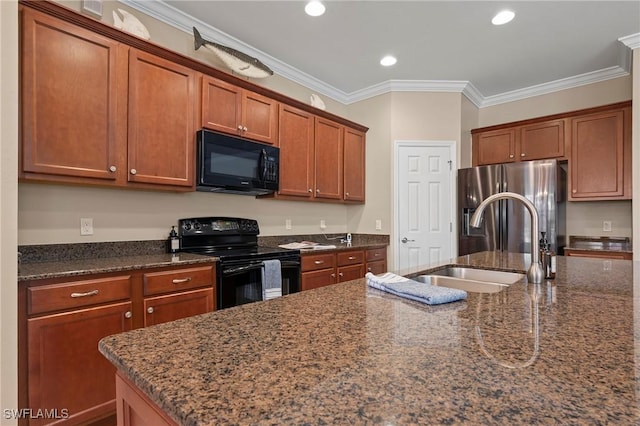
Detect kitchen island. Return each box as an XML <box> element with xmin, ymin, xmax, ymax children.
<box><xmin>99</xmin><ymin>252</ymin><xmax>639</xmax><ymax>425</ymax></box>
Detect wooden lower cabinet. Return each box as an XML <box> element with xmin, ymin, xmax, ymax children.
<box><xmin>20</xmin><ymin>263</ymin><xmax>216</xmax><ymax>426</ymax></box>
<box><xmin>116</xmin><ymin>372</ymin><xmax>177</xmax><ymax>426</ymax></box>
<box><xmin>27</xmin><ymin>301</ymin><xmax>133</xmax><ymax>426</ymax></box>
<box><xmin>301</xmin><ymin>247</ymin><xmax>387</xmax><ymax>290</ymax></box>
<box><xmin>144</xmin><ymin>288</ymin><xmax>214</xmax><ymax>327</ymax></box>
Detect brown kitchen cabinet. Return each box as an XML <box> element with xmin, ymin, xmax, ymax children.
<box><xmin>274</xmin><ymin>108</ymin><xmax>365</xmax><ymax>204</ymax></box>
<box><xmin>365</xmin><ymin>247</ymin><xmax>387</xmax><ymax>274</ymax></box>
<box><xmin>472</xmin><ymin>119</ymin><xmax>566</xmax><ymax>166</ymax></box>
<box><xmin>20</xmin><ymin>7</ymin><xmax>128</xmax><ymax>185</ymax></box>
<box><xmin>24</xmin><ymin>275</ymin><xmax>134</xmax><ymax>426</ymax></box>
<box><xmin>127</xmin><ymin>49</ymin><xmax>197</xmax><ymax>188</ymax></box>
<box><xmin>568</xmin><ymin>105</ymin><xmax>631</xmax><ymax>200</ymax></box>
<box><xmin>201</xmin><ymin>75</ymin><xmax>278</xmax><ymax>144</ymax></box>
<box><xmin>301</xmin><ymin>247</ymin><xmax>387</xmax><ymax>290</ymax></box>
<box><xmin>142</xmin><ymin>266</ymin><xmax>215</xmax><ymax>327</ymax></box>
<box><xmin>343</xmin><ymin>127</ymin><xmax>366</xmax><ymax>202</ymax></box>
<box><xmin>19</xmin><ymin>263</ymin><xmax>216</xmax><ymax>426</ymax></box>
<box><xmin>20</xmin><ymin>7</ymin><xmax>197</xmax><ymax>191</ymax></box>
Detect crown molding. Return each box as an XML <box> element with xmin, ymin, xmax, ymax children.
<box><xmin>121</xmin><ymin>1</ymin><xmax>636</xmax><ymax>109</ymax></box>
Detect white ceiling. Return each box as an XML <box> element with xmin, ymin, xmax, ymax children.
<box><xmin>124</xmin><ymin>1</ymin><xmax>640</xmax><ymax>107</ymax></box>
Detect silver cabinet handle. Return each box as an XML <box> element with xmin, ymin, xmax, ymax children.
<box><xmin>147</xmin><ymin>307</ymin><xmax>154</xmax><ymax>314</ymax></box>
<box><xmin>520</xmin><ymin>153</ymin><xmax>525</xmax><ymax>157</ymax></box>
<box><xmin>308</xmin><ymin>189</ymin><xmax>313</xmax><ymax>193</ymax></box>
<box><xmin>401</xmin><ymin>237</ymin><xmax>415</xmax><ymax>243</ymax></box>
<box><xmin>331</xmin><ymin>273</ymin><xmax>336</xmax><ymax>278</ymax></box>
<box><xmin>346</xmin><ymin>192</ymin><xmax>350</xmax><ymax>196</ymax></box>
<box><xmin>348</xmin><ymin>256</ymin><xmax>356</xmax><ymax>260</ymax></box>
<box><xmin>237</xmin><ymin>124</ymin><xmax>243</xmax><ymax>130</ymax></box>
<box><xmin>509</xmin><ymin>154</ymin><xmax>514</xmax><ymax>158</ymax></box>
<box><xmin>314</xmin><ymin>260</ymin><xmax>324</xmax><ymax>265</ymax></box>
<box><xmin>70</xmin><ymin>289</ymin><xmax>99</xmax><ymax>298</ymax></box>
<box><xmin>109</xmin><ymin>165</ymin><xmax>117</xmax><ymax>172</ymax></box>
<box><xmin>373</xmin><ymin>253</ymin><xmax>381</xmax><ymax>257</ymax></box>
<box><xmin>339</xmin><ymin>272</ymin><xmax>344</xmax><ymax>277</ymax></box>
<box><xmin>172</xmin><ymin>277</ymin><xmax>192</xmax><ymax>284</ymax></box>
<box><xmin>367</xmin><ymin>267</ymin><xmax>372</xmax><ymax>271</ymax></box>
<box><xmin>125</xmin><ymin>311</ymin><xmax>132</xmax><ymax>319</ymax></box>
<box><xmin>243</xmin><ymin>126</ymin><xmax>248</xmax><ymax>132</ymax></box>
<box><xmin>130</xmin><ymin>168</ymin><xmax>137</xmax><ymax>175</ymax></box>
<box><xmin>316</xmin><ymin>189</ymin><xmax>320</xmax><ymax>193</ymax></box>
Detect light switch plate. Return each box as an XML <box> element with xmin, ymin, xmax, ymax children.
<box><xmin>603</xmin><ymin>220</ymin><xmax>612</xmax><ymax>232</ymax></box>
<box><xmin>80</xmin><ymin>218</ymin><xmax>94</xmax><ymax>235</ymax></box>
<box><xmin>285</xmin><ymin>219</ymin><xmax>292</xmax><ymax>230</ymax></box>
<box><xmin>375</xmin><ymin>219</ymin><xmax>382</xmax><ymax>230</ymax></box>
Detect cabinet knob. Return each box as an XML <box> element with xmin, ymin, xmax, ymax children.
<box><xmin>345</xmin><ymin>192</ymin><xmax>350</xmax><ymax>196</ymax></box>
<box><xmin>509</xmin><ymin>155</ymin><xmax>514</xmax><ymax>158</ymax></box>
<box><xmin>243</xmin><ymin>126</ymin><xmax>248</xmax><ymax>132</ymax></box>
<box><xmin>308</xmin><ymin>189</ymin><xmax>313</xmax><ymax>193</ymax></box>
<box><xmin>125</xmin><ymin>311</ymin><xmax>132</xmax><ymax>319</ymax></box>
<box><xmin>147</xmin><ymin>307</ymin><xmax>154</xmax><ymax>314</ymax></box>
<box><xmin>367</xmin><ymin>267</ymin><xmax>372</xmax><ymax>271</ymax></box>
<box><xmin>572</xmin><ymin>189</ymin><xmax>577</xmax><ymax>193</ymax></box>
<box><xmin>316</xmin><ymin>189</ymin><xmax>320</xmax><ymax>193</ymax></box>
<box><xmin>109</xmin><ymin>165</ymin><xmax>117</xmax><ymax>172</ymax></box>
<box><xmin>130</xmin><ymin>168</ymin><xmax>137</xmax><ymax>175</ymax></box>
<box><xmin>237</xmin><ymin>125</ymin><xmax>243</xmax><ymax>130</ymax></box>
<box><xmin>331</xmin><ymin>273</ymin><xmax>336</xmax><ymax>278</ymax></box>
<box><xmin>339</xmin><ymin>272</ymin><xmax>344</xmax><ymax>277</ymax></box>
<box><xmin>520</xmin><ymin>153</ymin><xmax>525</xmax><ymax>157</ymax></box>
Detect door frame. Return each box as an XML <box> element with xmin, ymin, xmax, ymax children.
<box><xmin>393</xmin><ymin>140</ymin><xmax>458</xmax><ymax>271</ymax></box>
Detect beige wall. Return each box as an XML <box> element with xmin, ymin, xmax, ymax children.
<box><xmin>460</xmin><ymin>96</ymin><xmax>479</xmax><ymax>169</ymax></box>
<box><xmin>1</xmin><ymin>0</ymin><xmax>18</xmax><ymax>422</ymax></box>
<box><xmin>478</xmin><ymin>76</ymin><xmax>634</xmax><ymax>242</ymax></box>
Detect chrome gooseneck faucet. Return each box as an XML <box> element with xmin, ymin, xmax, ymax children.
<box><xmin>469</xmin><ymin>192</ymin><xmax>544</xmax><ymax>284</ymax></box>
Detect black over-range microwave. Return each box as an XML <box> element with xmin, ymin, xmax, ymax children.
<box><xmin>196</xmin><ymin>129</ymin><xmax>279</xmax><ymax>195</ymax></box>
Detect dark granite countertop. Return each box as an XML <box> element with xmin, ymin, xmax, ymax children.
<box><xmin>99</xmin><ymin>252</ymin><xmax>639</xmax><ymax>425</ymax></box>
<box><xmin>565</xmin><ymin>235</ymin><xmax>633</xmax><ymax>253</ymax></box>
<box><xmin>18</xmin><ymin>253</ymin><xmax>217</xmax><ymax>282</ymax></box>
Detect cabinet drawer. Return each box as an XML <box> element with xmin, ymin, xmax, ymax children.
<box><xmin>302</xmin><ymin>253</ymin><xmax>336</xmax><ymax>272</ymax></box>
<box><xmin>336</xmin><ymin>250</ymin><xmax>364</xmax><ymax>266</ymax></box>
<box><xmin>338</xmin><ymin>264</ymin><xmax>364</xmax><ymax>282</ymax></box>
<box><xmin>366</xmin><ymin>260</ymin><xmax>387</xmax><ymax>275</ymax></box>
<box><xmin>143</xmin><ymin>266</ymin><xmax>214</xmax><ymax>296</ymax></box>
<box><xmin>28</xmin><ymin>275</ymin><xmax>132</xmax><ymax>315</ymax></box>
<box><xmin>301</xmin><ymin>269</ymin><xmax>336</xmax><ymax>291</ymax></box>
<box><xmin>366</xmin><ymin>247</ymin><xmax>386</xmax><ymax>262</ymax></box>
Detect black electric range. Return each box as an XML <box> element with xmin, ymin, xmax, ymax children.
<box><xmin>178</xmin><ymin>217</ymin><xmax>301</xmax><ymax>309</ymax></box>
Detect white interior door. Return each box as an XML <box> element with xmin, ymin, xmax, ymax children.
<box><xmin>395</xmin><ymin>141</ymin><xmax>455</xmax><ymax>272</ymax></box>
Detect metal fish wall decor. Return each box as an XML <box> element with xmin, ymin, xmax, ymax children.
<box><xmin>193</xmin><ymin>27</ymin><xmax>274</xmax><ymax>79</ymax></box>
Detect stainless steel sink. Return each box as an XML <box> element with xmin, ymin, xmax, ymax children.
<box><xmin>414</xmin><ymin>267</ymin><xmax>525</xmax><ymax>294</ymax></box>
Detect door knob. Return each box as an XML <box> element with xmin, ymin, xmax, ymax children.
<box><xmin>401</xmin><ymin>237</ymin><xmax>415</xmax><ymax>243</ymax></box>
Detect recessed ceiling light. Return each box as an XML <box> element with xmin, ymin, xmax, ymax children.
<box><xmin>380</xmin><ymin>55</ymin><xmax>397</xmax><ymax>67</ymax></box>
<box><xmin>492</xmin><ymin>10</ymin><xmax>515</xmax><ymax>25</ymax></box>
<box><xmin>305</xmin><ymin>1</ymin><xmax>325</xmax><ymax>17</ymax></box>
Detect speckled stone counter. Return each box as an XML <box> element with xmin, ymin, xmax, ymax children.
<box><xmin>99</xmin><ymin>252</ymin><xmax>639</xmax><ymax>425</ymax></box>
<box><xmin>18</xmin><ymin>253</ymin><xmax>216</xmax><ymax>281</ymax></box>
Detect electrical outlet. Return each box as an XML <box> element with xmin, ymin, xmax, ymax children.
<box><xmin>285</xmin><ymin>219</ymin><xmax>292</xmax><ymax>230</ymax></box>
<box><xmin>80</xmin><ymin>218</ymin><xmax>93</xmax><ymax>235</ymax></box>
<box><xmin>320</xmin><ymin>220</ymin><xmax>327</xmax><ymax>229</ymax></box>
<box><xmin>603</xmin><ymin>220</ymin><xmax>612</xmax><ymax>232</ymax></box>
<box><xmin>375</xmin><ymin>219</ymin><xmax>382</xmax><ymax>230</ymax></box>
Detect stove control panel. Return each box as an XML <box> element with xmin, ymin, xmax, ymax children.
<box><xmin>179</xmin><ymin>217</ymin><xmax>260</xmax><ymax>236</ymax></box>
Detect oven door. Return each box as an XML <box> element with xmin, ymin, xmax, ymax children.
<box><xmin>217</xmin><ymin>257</ymin><xmax>300</xmax><ymax>310</ymax></box>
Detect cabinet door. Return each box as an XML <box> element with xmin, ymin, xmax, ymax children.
<box><xmin>21</xmin><ymin>8</ymin><xmax>127</xmax><ymax>183</ymax></box>
<box><xmin>301</xmin><ymin>269</ymin><xmax>336</xmax><ymax>291</ymax></box>
<box><xmin>343</xmin><ymin>127</ymin><xmax>366</xmax><ymax>202</ymax></box>
<box><xmin>314</xmin><ymin>118</ymin><xmax>343</xmax><ymax>200</ymax></box>
<box><xmin>201</xmin><ymin>76</ymin><xmax>242</xmax><ymax>135</ymax></box>
<box><xmin>337</xmin><ymin>264</ymin><xmax>364</xmax><ymax>283</ymax></box>
<box><xmin>570</xmin><ymin>110</ymin><xmax>625</xmax><ymax>199</ymax></box>
<box><xmin>277</xmin><ymin>104</ymin><xmax>315</xmax><ymax>198</ymax></box>
<box><xmin>242</xmin><ymin>90</ymin><xmax>278</xmax><ymax>144</ymax></box>
<box><xmin>473</xmin><ymin>129</ymin><xmax>516</xmax><ymax>165</ymax></box>
<box><xmin>27</xmin><ymin>302</ymin><xmax>133</xmax><ymax>426</ymax></box>
<box><xmin>128</xmin><ymin>49</ymin><xmax>197</xmax><ymax>188</ymax></box>
<box><xmin>366</xmin><ymin>261</ymin><xmax>387</xmax><ymax>275</ymax></box>
<box><xmin>143</xmin><ymin>288</ymin><xmax>214</xmax><ymax>327</ymax></box>
<box><xmin>519</xmin><ymin>119</ymin><xmax>565</xmax><ymax>161</ymax></box>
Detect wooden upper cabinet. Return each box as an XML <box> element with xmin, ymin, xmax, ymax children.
<box><xmin>519</xmin><ymin>119</ymin><xmax>565</xmax><ymax>161</ymax></box>
<box><xmin>127</xmin><ymin>49</ymin><xmax>197</xmax><ymax>188</ymax></box>
<box><xmin>314</xmin><ymin>118</ymin><xmax>343</xmax><ymax>200</ymax></box>
<box><xmin>277</xmin><ymin>104</ymin><xmax>315</xmax><ymax>198</ymax></box>
<box><xmin>21</xmin><ymin>8</ymin><xmax>128</xmax><ymax>183</ymax></box>
<box><xmin>472</xmin><ymin>119</ymin><xmax>567</xmax><ymax>166</ymax></box>
<box><xmin>343</xmin><ymin>127</ymin><xmax>366</xmax><ymax>202</ymax></box>
<box><xmin>201</xmin><ymin>75</ymin><xmax>278</xmax><ymax>144</ymax></box>
<box><xmin>569</xmin><ymin>107</ymin><xmax>629</xmax><ymax>200</ymax></box>
<box><xmin>472</xmin><ymin>128</ymin><xmax>516</xmax><ymax>165</ymax></box>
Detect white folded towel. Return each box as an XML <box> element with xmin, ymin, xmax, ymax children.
<box><xmin>262</xmin><ymin>259</ymin><xmax>282</xmax><ymax>301</ymax></box>
<box><xmin>366</xmin><ymin>272</ymin><xmax>467</xmax><ymax>305</ymax></box>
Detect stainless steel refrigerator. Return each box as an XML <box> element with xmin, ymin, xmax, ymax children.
<box><xmin>458</xmin><ymin>159</ymin><xmax>566</xmax><ymax>256</ymax></box>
